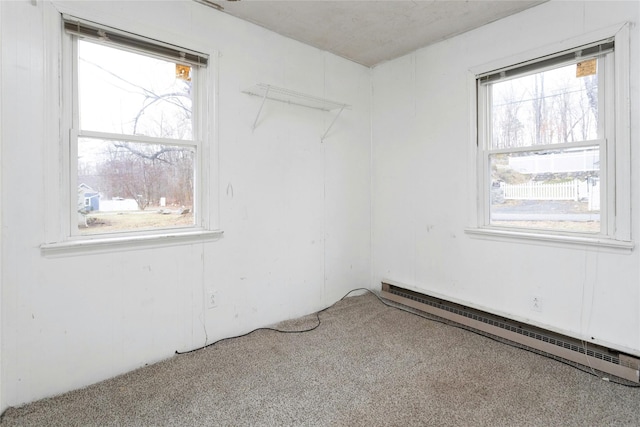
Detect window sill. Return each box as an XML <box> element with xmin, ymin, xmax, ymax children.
<box><xmin>464</xmin><ymin>227</ymin><xmax>633</xmax><ymax>252</ymax></box>
<box><xmin>41</xmin><ymin>229</ymin><xmax>224</xmax><ymax>257</ymax></box>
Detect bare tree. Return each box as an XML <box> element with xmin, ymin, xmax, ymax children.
<box><xmin>492</xmin><ymin>82</ymin><xmax>525</xmax><ymax>149</ymax></box>
<box><xmin>97</xmin><ymin>143</ymin><xmax>193</xmax><ymax>210</ymax></box>
<box><xmin>532</xmin><ymin>73</ymin><xmax>545</xmax><ymax>145</ymax></box>
<box><xmin>583</xmin><ymin>74</ymin><xmax>598</xmax><ymax>123</ymax></box>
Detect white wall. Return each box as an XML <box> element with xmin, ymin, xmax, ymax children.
<box><xmin>0</xmin><ymin>0</ymin><xmax>371</xmax><ymax>409</ymax></box>
<box><xmin>372</xmin><ymin>1</ymin><xmax>639</xmax><ymax>355</ymax></box>
<box><xmin>4</xmin><ymin>0</ymin><xmax>638</xmax><ymax>413</ymax></box>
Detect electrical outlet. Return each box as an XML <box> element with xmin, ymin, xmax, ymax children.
<box><xmin>207</xmin><ymin>290</ymin><xmax>218</xmax><ymax>309</ymax></box>
<box><xmin>531</xmin><ymin>296</ymin><xmax>542</xmax><ymax>312</ymax></box>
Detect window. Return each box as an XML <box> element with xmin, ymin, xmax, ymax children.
<box><xmin>474</xmin><ymin>27</ymin><xmax>630</xmax><ymax>246</ymax></box>
<box><xmin>63</xmin><ymin>16</ymin><xmax>210</xmax><ymax>238</ymax></box>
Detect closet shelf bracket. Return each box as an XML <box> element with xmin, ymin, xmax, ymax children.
<box><xmin>321</xmin><ymin>106</ymin><xmax>345</xmax><ymax>143</ymax></box>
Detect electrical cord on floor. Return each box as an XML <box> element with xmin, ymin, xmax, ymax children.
<box><xmin>175</xmin><ymin>288</ymin><xmax>369</xmax><ymax>355</ymax></box>
<box><xmin>176</xmin><ymin>287</ymin><xmax>640</xmax><ymax>388</ymax></box>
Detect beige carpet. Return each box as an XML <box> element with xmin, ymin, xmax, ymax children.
<box><xmin>3</xmin><ymin>291</ymin><xmax>640</xmax><ymax>426</ymax></box>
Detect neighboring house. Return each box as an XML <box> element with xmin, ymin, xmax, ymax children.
<box><xmin>78</xmin><ymin>183</ymin><xmax>100</xmax><ymax>212</ymax></box>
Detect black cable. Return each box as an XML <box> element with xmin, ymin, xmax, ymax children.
<box><xmin>175</xmin><ymin>288</ymin><xmax>369</xmax><ymax>355</ymax></box>
<box><xmin>176</xmin><ymin>287</ymin><xmax>640</xmax><ymax>388</ymax></box>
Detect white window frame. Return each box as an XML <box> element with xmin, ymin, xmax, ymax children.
<box><xmin>41</xmin><ymin>13</ymin><xmax>222</xmax><ymax>255</ymax></box>
<box><xmin>466</xmin><ymin>23</ymin><xmax>631</xmax><ymax>250</ymax></box>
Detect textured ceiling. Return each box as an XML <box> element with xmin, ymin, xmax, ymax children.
<box><xmin>217</xmin><ymin>0</ymin><xmax>547</xmax><ymax>67</ymax></box>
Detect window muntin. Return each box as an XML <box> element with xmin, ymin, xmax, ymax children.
<box><xmin>69</xmin><ymin>32</ymin><xmax>206</xmax><ymax>237</ymax></box>
<box><xmin>479</xmin><ymin>50</ymin><xmax>611</xmax><ymax>236</ymax></box>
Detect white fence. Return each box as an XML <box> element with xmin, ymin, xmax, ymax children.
<box><xmin>502</xmin><ymin>180</ymin><xmax>583</xmax><ymax>201</ymax></box>
<box><xmin>502</xmin><ymin>179</ymin><xmax>600</xmax><ymax>210</ymax></box>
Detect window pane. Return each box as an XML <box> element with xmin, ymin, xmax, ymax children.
<box><xmin>78</xmin><ymin>40</ymin><xmax>193</xmax><ymax>140</ymax></box>
<box><xmin>490</xmin><ymin>62</ymin><xmax>599</xmax><ymax>149</ymax></box>
<box><xmin>489</xmin><ymin>147</ymin><xmax>600</xmax><ymax>233</ymax></box>
<box><xmin>77</xmin><ymin>138</ymin><xmax>195</xmax><ymax>235</ymax></box>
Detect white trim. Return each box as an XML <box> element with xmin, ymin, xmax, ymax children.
<box><xmin>613</xmin><ymin>23</ymin><xmax>631</xmax><ymax>241</ymax></box>
<box><xmin>467</xmin><ymin>71</ymin><xmax>480</xmax><ymax>230</ymax></box>
<box><xmin>470</xmin><ymin>23</ymin><xmax>632</xmax><ymax>246</ymax></box>
<box><xmin>602</xmin><ymin>50</ymin><xmax>613</xmax><ymax>237</ymax></box>
<box><xmin>50</xmin><ymin>11</ymin><xmax>220</xmax><ymax>246</ymax></box>
<box><xmin>207</xmin><ymin>51</ymin><xmax>220</xmax><ymax>231</ymax></box>
<box><xmin>41</xmin><ymin>229</ymin><xmax>224</xmax><ymax>256</ymax></box>
<box><xmin>487</xmin><ymin>139</ymin><xmax>603</xmax><ymax>156</ymax></box>
<box><xmin>64</xmin><ymin>34</ymin><xmax>76</xmax><ymax>238</ymax></box>
<box><xmin>464</xmin><ymin>227</ymin><xmax>633</xmax><ymax>251</ymax></box>
<box><xmin>43</xmin><ymin>3</ymin><xmax>66</xmax><ymax>245</ymax></box>
<box><xmin>78</xmin><ymin>130</ymin><xmax>199</xmax><ymax>148</ymax></box>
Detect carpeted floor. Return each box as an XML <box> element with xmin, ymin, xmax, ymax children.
<box><xmin>3</xmin><ymin>291</ymin><xmax>640</xmax><ymax>426</ymax></box>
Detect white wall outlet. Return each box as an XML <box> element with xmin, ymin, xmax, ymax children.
<box><xmin>207</xmin><ymin>290</ymin><xmax>218</xmax><ymax>309</ymax></box>
<box><xmin>531</xmin><ymin>296</ymin><xmax>543</xmax><ymax>312</ymax></box>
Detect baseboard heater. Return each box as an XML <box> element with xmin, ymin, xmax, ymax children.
<box><xmin>381</xmin><ymin>282</ymin><xmax>640</xmax><ymax>384</ymax></box>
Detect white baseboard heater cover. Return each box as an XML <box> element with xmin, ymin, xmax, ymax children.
<box><xmin>381</xmin><ymin>282</ymin><xmax>640</xmax><ymax>384</ymax></box>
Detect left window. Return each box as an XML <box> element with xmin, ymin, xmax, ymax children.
<box><xmin>64</xmin><ymin>17</ymin><xmax>209</xmax><ymax>237</ymax></box>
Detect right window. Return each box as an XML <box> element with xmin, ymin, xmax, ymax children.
<box><xmin>476</xmin><ymin>35</ymin><xmax>629</xmax><ymax>242</ymax></box>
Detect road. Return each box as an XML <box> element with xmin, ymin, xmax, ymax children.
<box><xmin>492</xmin><ymin>200</ymin><xmax>599</xmax><ymax>222</ymax></box>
